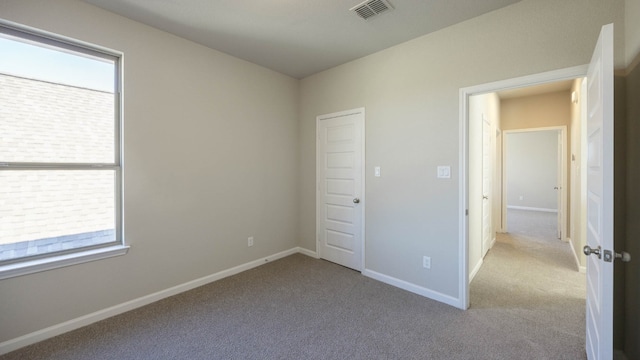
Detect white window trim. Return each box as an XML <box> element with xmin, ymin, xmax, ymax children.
<box><xmin>0</xmin><ymin>245</ymin><xmax>129</xmax><ymax>280</ymax></box>
<box><xmin>0</xmin><ymin>20</ymin><xmax>126</xmax><ymax>275</ymax></box>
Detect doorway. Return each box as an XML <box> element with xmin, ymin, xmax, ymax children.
<box><xmin>463</xmin><ymin>71</ymin><xmax>588</xmax><ymax>288</ymax></box>
<box><xmin>503</xmin><ymin>127</ymin><xmax>566</xmax><ymax>241</ymax></box>
<box><xmin>459</xmin><ymin>25</ymin><xmax>615</xmax><ymax>358</ymax></box>
<box><xmin>464</xmin><ymin>76</ymin><xmax>587</xmax><ymax>356</ymax></box>
<box><xmin>459</xmin><ymin>65</ymin><xmax>589</xmax><ymax>305</ymax></box>
<box><xmin>468</xmin><ymin>83</ymin><xmax>579</xmax><ymax>278</ymax></box>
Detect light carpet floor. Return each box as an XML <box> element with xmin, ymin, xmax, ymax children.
<box><xmin>1</xmin><ymin>211</ymin><xmax>586</xmax><ymax>359</ymax></box>
<box><xmin>471</xmin><ymin>209</ymin><xmax>586</xmax><ymax>358</ymax></box>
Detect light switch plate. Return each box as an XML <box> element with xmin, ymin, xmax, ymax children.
<box><xmin>437</xmin><ymin>166</ymin><xmax>451</xmax><ymax>179</ymax></box>
<box><xmin>374</xmin><ymin>166</ymin><xmax>381</xmax><ymax>177</ymax></box>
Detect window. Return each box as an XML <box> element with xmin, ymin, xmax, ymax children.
<box><xmin>0</xmin><ymin>22</ymin><xmax>126</xmax><ymax>278</ymax></box>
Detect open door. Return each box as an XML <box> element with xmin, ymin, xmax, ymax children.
<box><xmin>584</xmin><ymin>23</ymin><xmax>614</xmax><ymax>360</ymax></box>
<box><xmin>556</xmin><ymin>131</ymin><xmax>563</xmax><ymax>239</ymax></box>
<box><xmin>481</xmin><ymin>114</ymin><xmax>492</xmax><ymax>257</ymax></box>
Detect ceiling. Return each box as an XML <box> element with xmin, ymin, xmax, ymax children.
<box><xmin>83</xmin><ymin>0</ymin><xmax>522</xmax><ymax>79</ymax></box>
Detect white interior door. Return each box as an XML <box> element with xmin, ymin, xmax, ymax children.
<box><xmin>557</xmin><ymin>131</ymin><xmax>563</xmax><ymax>239</ymax></box>
<box><xmin>584</xmin><ymin>23</ymin><xmax>614</xmax><ymax>360</ymax></box>
<box><xmin>482</xmin><ymin>115</ymin><xmax>492</xmax><ymax>257</ymax></box>
<box><xmin>316</xmin><ymin>108</ymin><xmax>364</xmax><ymax>271</ymax></box>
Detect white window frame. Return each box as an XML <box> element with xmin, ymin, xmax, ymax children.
<box><xmin>0</xmin><ymin>20</ymin><xmax>128</xmax><ymax>280</ymax></box>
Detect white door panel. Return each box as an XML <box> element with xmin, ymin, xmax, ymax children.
<box><xmin>584</xmin><ymin>23</ymin><xmax>614</xmax><ymax>360</ymax></box>
<box><xmin>482</xmin><ymin>116</ymin><xmax>492</xmax><ymax>257</ymax></box>
<box><xmin>557</xmin><ymin>131</ymin><xmax>563</xmax><ymax>239</ymax></box>
<box><xmin>317</xmin><ymin>109</ymin><xmax>364</xmax><ymax>271</ymax></box>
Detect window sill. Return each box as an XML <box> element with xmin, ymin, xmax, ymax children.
<box><xmin>0</xmin><ymin>245</ymin><xmax>129</xmax><ymax>280</ymax></box>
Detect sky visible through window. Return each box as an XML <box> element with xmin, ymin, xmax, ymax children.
<box><xmin>0</xmin><ymin>35</ymin><xmax>114</xmax><ymax>92</ymax></box>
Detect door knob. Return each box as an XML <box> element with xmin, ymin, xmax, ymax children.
<box><xmin>353</xmin><ymin>198</ymin><xmax>360</xmax><ymax>204</ymax></box>
<box><xmin>583</xmin><ymin>245</ymin><xmax>601</xmax><ymax>259</ymax></box>
<box><xmin>615</xmin><ymin>251</ymin><xmax>631</xmax><ymax>262</ymax></box>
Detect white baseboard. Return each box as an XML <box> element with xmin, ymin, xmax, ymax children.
<box><xmin>0</xmin><ymin>247</ymin><xmax>303</xmax><ymax>356</ymax></box>
<box><xmin>362</xmin><ymin>269</ymin><xmax>462</xmax><ymax>309</ymax></box>
<box><xmin>297</xmin><ymin>247</ymin><xmax>318</xmax><ymax>259</ymax></box>
<box><xmin>2</xmin><ymin>247</ymin><xmax>464</xmax><ymax>355</ymax></box>
<box><xmin>568</xmin><ymin>238</ymin><xmax>587</xmax><ymax>273</ymax></box>
<box><xmin>469</xmin><ymin>258</ymin><xmax>483</xmax><ymax>283</ymax></box>
<box><xmin>507</xmin><ymin>205</ymin><xmax>558</xmax><ymax>213</ymax></box>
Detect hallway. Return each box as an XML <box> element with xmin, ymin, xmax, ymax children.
<box><xmin>470</xmin><ymin>209</ymin><xmax>586</xmax><ymax>358</ymax></box>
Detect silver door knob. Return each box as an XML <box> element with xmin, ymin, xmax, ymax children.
<box><xmin>583</xmin><ymin>245</ymin><xmax>601</xmax><ymax>259</ymax></box>
<box><xmin>353</xmin><ymin>198</ymin><xmax>360</xmax><ymax>204</ymax></box>
<box><xmin>615</xmin><ymin>251</ymin><xmax>631</xmax><ymax>262</ymax></box>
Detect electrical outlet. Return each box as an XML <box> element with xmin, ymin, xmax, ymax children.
<box><xmin>423</xmin><ymin>256</ymin><xmax>431</xmax><ymax>269</ymax></box>
<box><xmin>519</xmin><ymin>195</ymin><xmax>524</xmax><ymax>200</ymax></box>
<box><xmin>248</xmin><ymin>236</ymin><xmax>254</xmax><ymax>247</ymax></box>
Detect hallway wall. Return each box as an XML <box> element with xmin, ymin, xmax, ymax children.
<box><xmin>505</xmin><ymin>131</ymin><xmax>558</xmax><ymax>211</ymax></box>
<box><xmin>500</xmin><ymin>91</ymin><xmax>572</xmax><ymax>238</ymax></box>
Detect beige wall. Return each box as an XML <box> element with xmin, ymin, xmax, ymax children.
<box><xmin>624</xmin><ymin>48</ymin><xmax>640</xmax><ymax>360</ymax></box>
<box><xmin>613</xmin><ymin>75</ymin><xmax>628</xmax><ymax>355</ymax></box>
<box><xmin>0</xmin><ymin>0</ymin><xmax>299</xmax><ymax>344</ymax></box>
<box><xmin>500</xmin><ymin>90</ymin><xmax>572</xmax><ymax>234</ymax></box>
<box><xmin>500</xmin><ymin>91</ymin><xmax>571</xmax><ymax>131</ymax></box>
<box><xmin>299</xmin><ymin>0</ymin><xmax>623</xmax><ymax>300</ymax></box>
<box><xmin>626</xmin><ymin>0</ymin><xmax>640</xmax><ymax>66</ymax></box>
<box><xmin>614</xmin><ymin>1</ymin><xmax>640</xmax><ymax>347</ymax></box>
<box><xmin>620</xmin><ymin>0</ymin><xmax>640</xmax><ymax>345</ymax></box>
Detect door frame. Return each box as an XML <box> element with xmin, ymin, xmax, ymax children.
<box><xmin>501</xmin><ymin>126</ymin><xmax>568</xmax><ymax>241</ymax></box>
<box><xmin>316</xmin><ymin>107</ymin><xmax>366</xmax><ymax>270</ymax></box>
<box><xmin>458</xmin><ymin>65</ymin><xmax>587</xmax><ymax>309</ymax></box>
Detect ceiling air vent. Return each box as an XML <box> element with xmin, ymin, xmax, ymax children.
<box><xmin>350</xmin><ymin>0</ymin><xmax>393</xmax><ymax>20</ymax></box>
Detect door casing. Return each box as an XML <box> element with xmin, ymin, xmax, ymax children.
<box><xmin>458</xmin><ymin>65</ymin><xmax>588</xmax><ymax>310</ymax></box>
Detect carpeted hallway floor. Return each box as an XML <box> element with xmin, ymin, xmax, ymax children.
<box><xmin>470</xmin><ymin>209</ymin><xmax>586</xmax><ymax>358</ymax></box>
<box><xmin>1</xmin><ymin>210</ymin><xmax>586</xmax><ymax>360</ymax></box>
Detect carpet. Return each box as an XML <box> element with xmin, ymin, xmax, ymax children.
<box><xmin>1</xmin><ymin>211</ymin><xmax>586</xmax><ymax>359</ymax></box>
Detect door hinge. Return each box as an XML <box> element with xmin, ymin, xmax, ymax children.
<box><xmin>465</xmin><ymin>209</ymin><xmax>469</xmax><ymax>216</ymax></box>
